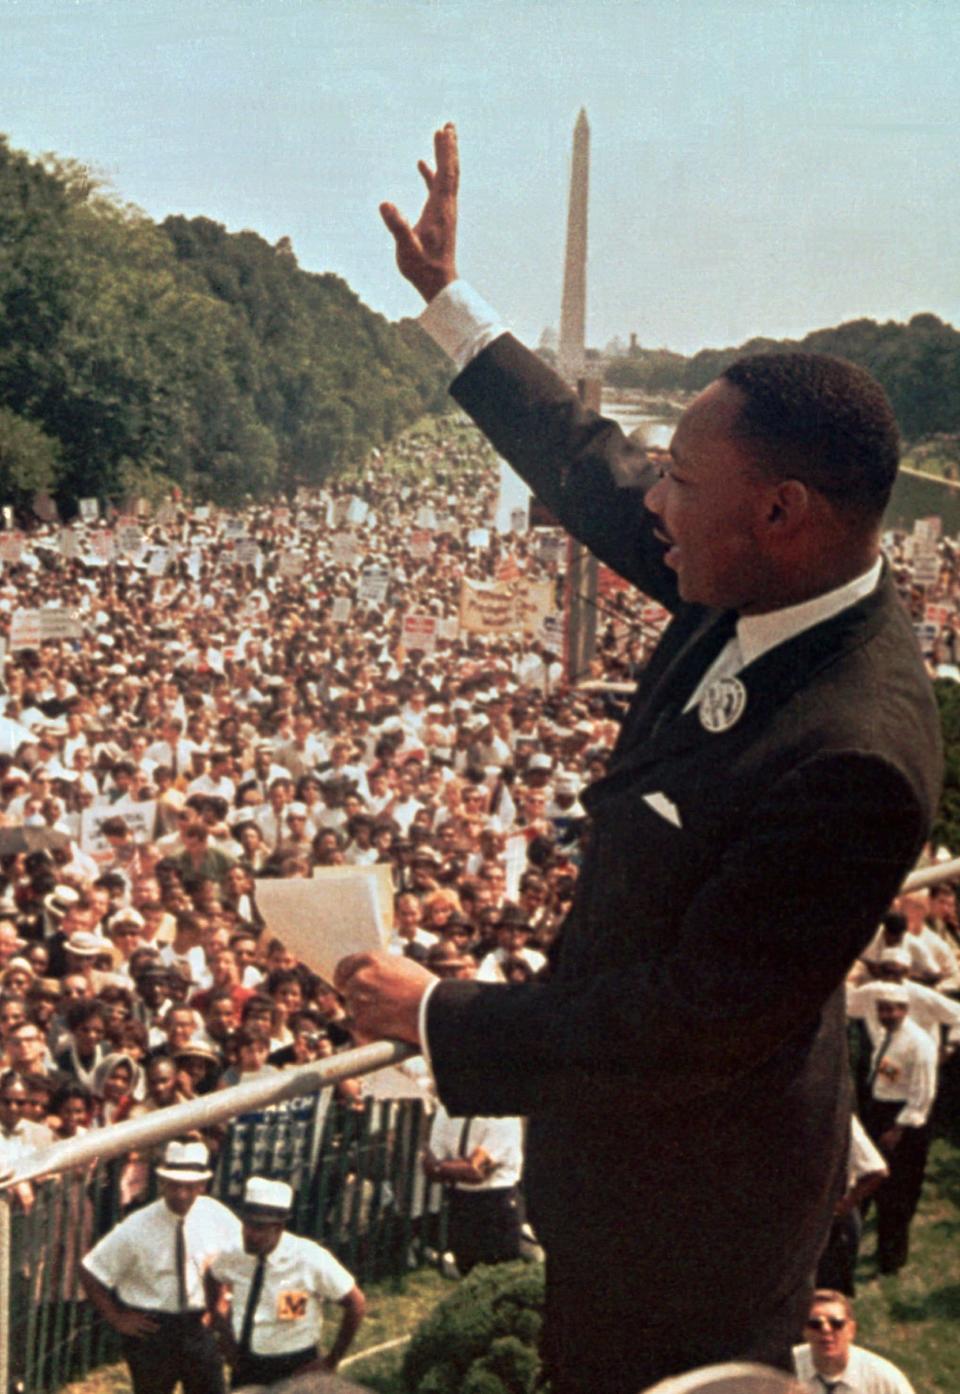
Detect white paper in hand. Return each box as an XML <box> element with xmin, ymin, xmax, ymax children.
<box><xmin>255</xmin><ymin>872</ymin><xmax>387</xmax><ymax>984</ymax></box>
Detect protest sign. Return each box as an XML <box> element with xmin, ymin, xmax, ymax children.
<box><xmin>78</xmin><ymin>497</ymin><xmax>99</xmax><ymax>522</ymax></box>
<box><xmin>416</xmin><ymin>505</ymin><xmax>437</xmax><ymax>530</ymax></box>
<box><xmin>222</xmin><ymin>518</ymin><xmax>247</xmax><ymax>541</ymax></box>
<box><xmin>235</xmin><ymin>540</ymin><xmax>261</xmax><ymax>566</ymax></box>
<box><xmin>409</xmin><ymin>530</ymin><xmax>433</xmax><ymax>561</ymax></box>
<box><xmin>116</xmin><ymin>523</ymin><xmax>144</xmax><ymax>556</ymax></box>
<box><xmin>147</xmin><ymin>548</ymin><xmax>171</xmax><ymax>577</ymax></box>
<box><xmin>402</xmin><ymin>613</ymin><xmax>438</xmax><ymax>653</ymax></box>
<box><xmin>537</xmin><ymin>531</ymin><xmax>566</xmax><ymax>565</ymax></box>
<box><xmin>0</xmin><ymin>534</ymin><xmax>24</xmax><ymax>565</ymax></box>
<box><xmin>345</xmin><ymin>496</ymin><xmax>368</xmax><ymax>525</ymax></box>
<box><xmin>459</xmin><ymin>579</ymin><xmax>514</xmax><ymax>635</ymax></box>
<box><xmin>58</xmin><ymin>529</ymin><xmax>80</xmax><ymax>560</ymax></box>
<box><xmin>80</xmin><ymin>800</ymin><xmax>157</xmax><ymax>858</ymax></box>
<box><xmin>331</xmin><ymin>596</ymin><xmax>353</xmax><ymax>624</ymax></box>
<box><xmin>10</xmin><ymin>608</ymin><xmax>82</xmax><ymax>649</ymax></box>
<box><xmin>467</xmin><ymin>527</ymin><xmax>490</xmax><ymax>550</ymax></box>
<box><xmin>357</xmin><ymin>567</ymin><xmax>390</xmax><ymax>607</ymax></box>
<box><xmin>278</xmin><ymin>551</ymin><xmax>306</xmax><ymax>578</ymax></box>
<box><xmin>509</xmin><ymin>506</ymin><xmax>528</xmax><ymax>534</ymax></box>
<box><xmin>91</xmin><ymin>531</ymin><xmax>116</xmax><ymax>563</ymax></box>
<box><xmin>331</xmin><ymin>533</ymin><xmax>359</xmax><ymax>566</ymax></box>
<box><xmin>437</xmin><ymin>616</ymin><xmax>460</xmax><ymax>642</ymax></box>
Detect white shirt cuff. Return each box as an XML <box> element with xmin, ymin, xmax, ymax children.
<box><xmin>418</xmin><ymin>280</ymin><xmax>508</xmax><ymax>372</ymax></box>
<box><xmin>417</xmin><ymin>978</ymin><xmax>440</xmax><ymax>1080</ymax></box>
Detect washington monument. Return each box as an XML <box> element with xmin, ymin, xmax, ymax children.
<box><xmin>558</xmin><ymin>107</ymin><xmax>589</xmax><ymax>383</ymax></box>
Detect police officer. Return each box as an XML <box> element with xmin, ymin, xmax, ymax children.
<box><xmin>209</xmin><ymin>1177</ymin><xmax>365</xmax><ymax>1391</ymax></box>
<box><xmin>80</xmin><ymin>1139</ymin><xmax>241</xmax><ymax>1394</ymax></box>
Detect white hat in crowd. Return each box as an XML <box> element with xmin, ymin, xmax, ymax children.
<box><xmin>156</xmin><ymin>1140</ymin><xmax>213</xmax><ymax>1182</ymax></box>
<box><xmin>243</xmin><ymin>1176</ymin><xmax>293</xmax><ymax>1221</ymax></box>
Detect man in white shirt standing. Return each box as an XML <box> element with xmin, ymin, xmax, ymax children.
<box><xmin>793</xmin><ymin>1289</ymin><xmax>915</xmax><ymax>1393</ymax></box>
<box><xmin>860</xmin><ymin>988</ymin><xmax>937</xmax><ymax>1275</ymax></box>
<box><xmin>424</xmin><ymin>1104</ymin><xmax>524</xmax><ymax>1275</ymax></box>
<box><xmin>80</xmin><ymin>1140</ymin><xmax>241</xmax><ymax>1394</ymax></box>
<box><xmin>209</xmin><ymin>1176</ymin><xmax>365</xmax><ymax>1391</ymax></box>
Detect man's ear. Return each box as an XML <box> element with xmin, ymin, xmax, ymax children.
<box><xmin>764</xmin><ymin>478</ymin><xmax>810</xmax><ymax>534</ymax></box>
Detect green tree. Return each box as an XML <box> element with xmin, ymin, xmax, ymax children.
<box><xmin>0</xmin><ymin>407</ymin><xmax>61</xmax><ymax>501</ymax></box>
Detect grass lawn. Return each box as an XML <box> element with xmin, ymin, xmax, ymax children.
<box><xmin>63</xmin><ymin>1128</ymin><xmax>960</xmax><ymax>1394</ymax></box>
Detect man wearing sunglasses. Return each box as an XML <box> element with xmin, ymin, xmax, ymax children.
<box><xmin>793</xmin><ymin>1290</ymin><xmax>915</xmax><ymax>1392</ymax></box>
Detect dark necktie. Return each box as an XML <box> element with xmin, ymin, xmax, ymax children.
<box><xmin>866</xmin><ymin>1029</ymin><xmax>893</xmax><ymax>1093</ymax></box>
<box><xmin>817</xmin><ymin>1376</ymin><xmax>842</xmax><ymax>1393</ymax></box>
<box><xmin>458</xmin><ymin>1117</ymin><xmax>473</xmax><ymax>1158</ymax></box>
<box><xmin>175</xmin><ymin>1219</ymin><xmax>188</xmax><ymax>1311</ymax></box>
<box><xmin>237</xmin><ymin>1255</ymin><xmax>267</xmax><ymax>1354</ymax></box>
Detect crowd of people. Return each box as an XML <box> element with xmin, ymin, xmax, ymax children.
<box><xmin>0</xmin><ymin>412</ymin><xmax>958</xmax><ymax>1391</ymax></box>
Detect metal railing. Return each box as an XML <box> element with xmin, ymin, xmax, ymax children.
<box><xmin>1</xmin><ymin>1041</ymin><xmax>454</xmax><ymax>1394</ymax></box>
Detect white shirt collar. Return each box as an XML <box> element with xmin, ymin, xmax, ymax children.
<box><xmin>736</xmin><ymin>557</ymin><xmax>883</xmax><ymax>669</ymax></box>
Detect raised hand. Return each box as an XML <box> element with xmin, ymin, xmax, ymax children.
<box><xmin>380</xmin><ymin>122</ymin><xmax>459</xmax><ymax>302</ymax></box>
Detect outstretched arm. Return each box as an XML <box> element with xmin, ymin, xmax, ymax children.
<box><xmin>380</xmin><ymin>123</ymin><xmax>459</xmax><ymax>301</ymax></box>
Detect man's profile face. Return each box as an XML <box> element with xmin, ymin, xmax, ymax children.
<box><xmin>804</xmin><ymin>1299</ymin><xmax>855</xmax><ymax>1366</ymax></box>
<box><xmin>645</xmin><ymin>379</ymin><xmax>774</xmax><ymax>612</ymax></box>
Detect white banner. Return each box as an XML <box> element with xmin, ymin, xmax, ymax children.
<box><xmin>10</xmin><ymin>608</ymin><xmax>83</xmax><ymax>649</ymax></box>
<box><xmin>80</xmin><ymin>799</ymin><xmax>157</xmax><ymax>855</ymax></box>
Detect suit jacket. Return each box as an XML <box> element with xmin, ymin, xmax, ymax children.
<box><xmin>425</xmin><ymin>335</ymin><xmax>942</xmax><ymax>1375</ymax></box>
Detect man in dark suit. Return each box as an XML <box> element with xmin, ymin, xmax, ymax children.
<box><xmin>336</xmin><ymin>126</ymin><xmax>942</xmax><ymax>1393</ymax></box>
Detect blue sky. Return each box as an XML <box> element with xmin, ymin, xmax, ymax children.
<box><xmin>4</xmin><ymin>0</ymin><xmax>959</xmax><ymax>353</ymax></box>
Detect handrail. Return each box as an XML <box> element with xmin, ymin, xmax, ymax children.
<box><xmin>1</xmin><ymin>1038</ymin><xmax>418</xmax><ymax>1189</ymax></box>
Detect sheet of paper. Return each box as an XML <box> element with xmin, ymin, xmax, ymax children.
<box><xmin>312</xmin><ymin>863</ymin><xmax>395</xmax><ymax>932</ymax></box>
<box><xmin>255</xmin><ymin>871</ymin><xmax>387</xmax><ymax>984</ymax></box>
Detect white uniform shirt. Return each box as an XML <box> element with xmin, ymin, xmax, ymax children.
<box><xmin>83</xmin><ymin>1195</ymin><xmax>242</xmax><ymax>1312</ymax></box>
<box><xmin>793</xmin><ymin>1341</ymin><xmax>916</xmax><ymax>1392</ymax></box>
<box><xmin>847</xmin><ymin>981</ymin><xmax>960</xmax><ymax>1048</ymax></box>
<box><xmin>429</xmin><ymin>1103</ymin><xmax>523</xmax><ymax>1192</ymax></box>
<box><xmin>863</xmin><ymin>1017</ymin><xmax>937</xmax><ymax>1128</ymax></box>
<box><xmin>211</xmin><ymin>1231</ymin><xmax>354</xmax><ymax>1356</ymax></box>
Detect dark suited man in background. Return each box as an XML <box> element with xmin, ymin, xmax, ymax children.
<box><xmin>336</xmin><ymin>125</ymin><xmax>942</xmax><ymax>1393</ymax></box>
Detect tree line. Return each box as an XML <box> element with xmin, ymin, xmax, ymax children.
<box><xmin>0</xmin><ymin>136</ymin><xmax>450</xmax><ymax>512</ymax></box>
<box><xmin>605</xmin><ymin>312</ymin><xmax>960</xmax><ymax>442</ymax></box>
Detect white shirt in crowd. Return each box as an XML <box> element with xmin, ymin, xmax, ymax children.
<box><xmin>210</xmin><ymin>1230</ymin><xmax>354</xmax><ymax>1357</ymax></box>
<box><xmin>864</xmin><ymin>1017</ymin><xmax>937</xmax><ymax>1128</ymax></box>
<box><xmin>82</xmin><ymin>1195</ymin><xmax>241</xmax><ymax>1312</ymax></box>
<box><xmin>793</xmin><ymin>1341</ymin><xmax>916</xmax><ymax>1393</ymax></box>
<box><xmin>847</xmin><ymin>981</ymin><xmax>960</xmax><ymax>1050</ymax></box>
<box><xmin>428</xmin><ymin>1103</ymin><xmax>523</xmax><ymax>1192</ymax></box>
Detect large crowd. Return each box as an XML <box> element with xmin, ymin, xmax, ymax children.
<box><xmin>0</xmin><ymin>415</ymin><xmax>959</xmax><ymax>1391</ymax></box>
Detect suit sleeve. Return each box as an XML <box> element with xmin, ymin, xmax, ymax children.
<box><xmin>450</xmin><ymin>334</ymin><xmax>679</xmax><ymax>607</ymax></box>
<box><xmin>426</xmin><ymin>750</ymin><xmax>930</xmax><ymax>1117</ymax></box>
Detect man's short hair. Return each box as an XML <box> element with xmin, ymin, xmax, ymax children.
<box><xmin>721</xmin><ymin>352</ymin><xmax>899</xmax><ymax>519</ymax></box>
<box><xmin>810</xmin><ymin>1288</ymin><xmax>854</xmax><ymax>1320</ymax></box>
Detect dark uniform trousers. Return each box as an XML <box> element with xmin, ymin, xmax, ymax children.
<box><xmin>862</xmin><ymin>1100</ymin><xmax>930</xmax><ymax>1274</ymax></box>
<box><xmin>231</xmin><ymin>1344</ymin><xmax>317</xmax><ymax>1390</ymax></box>
<box><xmin>121</xmin><ymin>1310</ymin><xmax>225</xmax><ymax>1394</ymax></box>
<box><xmin>447</xmin><ymin>1185</ymin><xmax>522</xmax><ymax>1275</ymax></box>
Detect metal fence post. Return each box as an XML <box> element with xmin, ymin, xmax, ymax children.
<box><xmin>0</xmin><ymin>1193</ymin><xmax>10</xmax><ymax>1394</ymax></box>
